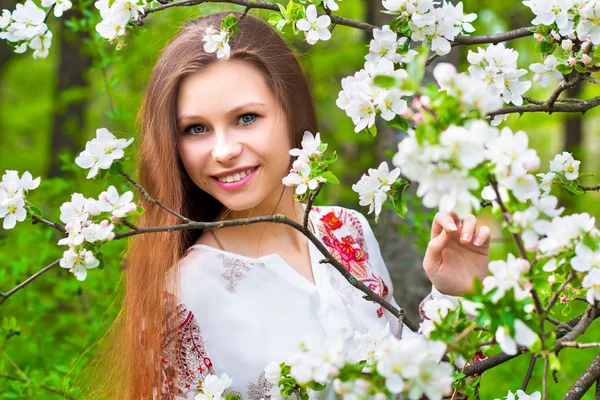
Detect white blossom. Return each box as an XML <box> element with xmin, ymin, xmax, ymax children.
<box><xmin>60</xmin><ymin>193</ymin><xmax>101</xmax><ymax>224</ymax></box>
<box><xmin>59</xmin><ymin>248</ymin><xmax>100</xmax><ymax>281</ymax></box>
<box><xmin>495</xmin><ymin>319</ymin><xmax>538</xmax><ymax>355</ymax></box>
<box><xmin>282</xmin><ymin>157</ymin><xmax>321</xmax><ymax>196</ymax></box>
<box><xmin>536</xmin><ymin>213</ymin><xmax>596</xmax><ymax>256</ymax></box>
<box><xmin>537</xmin><ymin>171</ymin><xmax>556</xmax><ymax>196</ymax></box>
<box><xmin>419</xmin><ymin>297</ymin><xmax>455</xmax><ymax>337</ymax></box>
<box><xmin>203</xmin><ymin>29</ymin><xmax>230</xmax><ymax>59</ymax></box>
<box><xmin>195</xmin><ymin>373</ymin><xmax>233</xmax><ymax>400</ymax></box>
<box><xmin>296</xmin><ymin>5</ymin><xmax>331</xmax><ymax>45</ymax></box>
<box><xmin>352</xmin><ymin>162</ymin><xmax>400</xmax><ymax>220</ymax></box>
<box><xmin>571</xmin><ymin>243</ymin><xmax>600</xmax><ymax>273</ymax></box>
<box><xmin>523</xmin><ymin>0</ymin><xmax>575</xmax><ymax>36</ymax></box>
<box><xmin>576</xmin><ymin>1</ymin><xmax>600</xmax><ymax>44</ymax></box>
<box><xmin>483</xmin><ymin>254</ymin><xmax>531</xmax><ymax>302</ymax></box>
<box><xmin>41</xmin><ymin>0</ymin><xmax>73</xmax><ymax>18</ymax></box>
<box><xmin>97</xmin><ymin>185</ymin><xmax>136</xmax><ymax>219</ymax></box>
<box><xmin>75</xmin><ymin>128</ymin><xmax>134</xmax><ymax>179</ymax></box>
<box><xmin>582</xmin><ymin>268</ymin><xmax>600</xmax><ymax>304</ymax></box>
<box><xmin>0</xmin><ymin>194</ymin><xmax>26</xmax><ymax>229</ymax></box>
<box><xmin>529</xmin><ymin>55</ymin><xmax>563</xmax><ymax>88</ymax></box>
<box><xmin>289</xmin><ymin>131</ymin><xmax>323</xmax><ymax>159</ymax></box>
<box><xmin>286</xmin><ymin>332</ymin><xmax>346</xmax><ymax>385</ymax></box>
<box><xmin>549</xmin><ymin>151</ymin><xmax>580</xmax><ymax>180</ymax></box>
<box><xmin>366</xmin><ymin>25</ymin><xmax>418</xmax><ymax>65</ymax></box>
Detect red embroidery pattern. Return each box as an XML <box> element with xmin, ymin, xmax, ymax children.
<box><xmin>160</xmin><ymin>295</ymin><xmax>214</xmax><ymax>398</ymax></box>
<box><xmin>313</xmin><ymin>207</ymin><xmax>389</xmax><ymax>318</ymax></box>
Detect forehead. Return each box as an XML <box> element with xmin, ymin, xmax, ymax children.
<box><xmin>176</xmin><ymin>59</ymin><xmax>276</xmax><ymax>121</ymax></box>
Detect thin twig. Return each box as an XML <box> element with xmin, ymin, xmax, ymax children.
<box><xmin>31</xmin><ymin>215</ymin><xmax>66</xmax><ymax>233</ymax></box>
<box><xmin>488</xmin><ymin>95</ymin><xmax>600</xmax><ymax>117</ymax></box>
<box><xmin>120</xmin><ymin>171</ymin><xmax>192</xmax><ymax>223</ymax></box>
<box><xmin>0</xmin><ymin>259</ymin><xmax>61</xmax><ymax>306</ymax></box>
<box><xmin>521</xmin><ymin>355</ymin><xmax>537</xmax><ymax>391</ymax></box>
<box><xmin>560</xmin><ymin>342</ymin><xmax>600</xmax><ymax>349</ymax></box>
<box><xmin>580</xmin><ymin>184</ymin><xmax>600</xmax><ymax>191</ymax></box>
<box><xmin>543</xmin><ymin>356</ymin><xmax>549</xmax><ymax>400</ymax></box>
<box><xmin>546</xmin><ymin>272</ymin><xmax>576</xmax><ymax>313</ymax></box>
<box><xmin>304</xmin><ymin>182</ymin><xmax>323</xmax><ymax>232</ymax></box>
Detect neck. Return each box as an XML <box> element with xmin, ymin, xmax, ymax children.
<box><xmin>213</xmin><ymin>186</ymin><xmax>309</xmax><ymax>256</ymax></box>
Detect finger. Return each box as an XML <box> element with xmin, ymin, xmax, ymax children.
<box><xmin>424</xmin><ymin>229</ymin><xmax>451</xmax><ymax>270</ymax></box>
<box><xmin>459</xmin><ymin>215</ymin><xmax>477</xmax><ymax>244</ymax></box>
<box><xmin>431</xmin><ymin>212</ymin><xmax>458</xmax><ymax>239</ymax></box>
<box><xmin>473</xmin><ymin>225</ymin><xmax>491</xmax><ymax>247</ymax></box>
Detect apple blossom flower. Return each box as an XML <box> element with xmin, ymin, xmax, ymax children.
<box><xmin>537</xmin><ymin>171</ymin><xmax>556</xmax><ymax>196</ymax></box>
<box><xmin>535</xmin><ymin>213</ymin><xmax>596</xmax><ymax>257</ymax></box>
<box><xmin>0</xmin><ymin>194</ymin><xmax>26</xmax><ymax>229</ymax></box>
<box><xmin>289</xmin><ymin>131</ymin><xmax>323</xmax><ymax>159</ymax></box>
<box><xmin>282</xmin><ymin>158</ymin><xmax>322</xmax><ymax>196</ymax></box>
<box><xmin>60</xmin><ymin>193</ymin><xmax>101</xmax><ymax>224</ymax></box>
<box><xmin>75</xmin><ymin>128</ymin><xmax>134</xmax><ymax>179</ymax></box>
<box><xmin>59</xmin><ymin>248</ymin><xmax>100</xmax><ymax>281</ymax></box>
<box><xmin>549</xmin><ymin>151</ymin><xmax>580</xmax><ymax>180</ymax></box>
<box><xmin>576</xmin><ymin>0</ymin><xmax>600</xmax><ymax>44</ymax></box>
<box><xmin>97</xmin><ymin>185</ymin><xmax>136</xmax><ymax>219</ymax></box>
<box><xmin>203</xmin><ymin>29</ymin><xmax>230</xmax><ymax>59</ymax></box>
<box><xmin>483</xmin><ymin>254</ymin><xmax>531</xmax><ymax>302</ymax></box>
<box><xmin>41</xmin><ymin>0</ymin><xmax>72</xmax><ymax>18</ymax></box>
<box><xmin>352</xmin><ymin>162</ymin><xmax>401</xmax><ymax>220</ymax></box>
<box><xmin>296</xmin><ymin>5</ymin><xmax>331</xmax><ymax>45</ymax></box>
<box><xmin>195</xmin><ymin>373</ymin><xmax>233</xmax><ymax>400</ymax></box>
<box><xmin>529</xmin><ymin>55</ymin><xmax>563</xmax><ymax>88</ymax></box>
<box><xmin>495</xmin><ymin>319</ymin><xmax>538</xmax><ymax>355</ymax></box>
<box><xmin>571</xmin><ymin>243</ymin><xmax>600</xmax><ymax>273</ymax></box>
<box><xmin>582</xmin><ymin>268</ymin><xmax>600</xmax><ymax>304</ymax></box>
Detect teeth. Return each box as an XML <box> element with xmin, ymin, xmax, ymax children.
<box><xmin>217</xmin><ymin>167</ymin><xmax>257</xmax><ymax>183</ymax></box>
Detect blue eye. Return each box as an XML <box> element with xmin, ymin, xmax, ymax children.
<box><xmin>182</xmin><ymin>124</ymin><xmax>207</xmax><ymax>135</ymax></box>
<box><xmin>238</xmin><ymin>113</ymin><xmax>258</xmax><ymax>125</ymax></box>
<box><xmin>181</xmin><ymin>113</ymin><xmax>259</xmax><ymax>136</ymax></box>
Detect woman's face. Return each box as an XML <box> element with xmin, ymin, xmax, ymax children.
<box><xmin>176</xmin><ymin>59</ymin><xmax>292</xmax><ymax>213</ymax></box>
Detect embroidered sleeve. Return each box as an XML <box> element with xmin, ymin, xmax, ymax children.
<box><xmin>160</xmin><ymin>293</ymin><xmax>215</xmax><ymax>399</ymax></box>
<box><xmin>348</xmin><ymin>209</ymin><xmax>412</xmax><ymax>339</ymax></box>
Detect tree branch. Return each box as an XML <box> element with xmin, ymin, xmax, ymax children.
<box><xmin>488</xmin><ymin>95</ymin><xmax>600</xmax><ymax>117</ymax></box>
<box><xmin>0</xmin><ymin>259</ymin><xmax>61</xmax><ymax>306</ymax></box>
<box><xmin>563</xmin><ymin>352</ymin><xmax>600</xmax><ymax>400</ymax></box>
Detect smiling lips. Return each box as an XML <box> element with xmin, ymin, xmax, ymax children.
<box><xmin>213</xmin><ymin>166</ymin><xmax>259</xmax><ymax>190</ymax></box>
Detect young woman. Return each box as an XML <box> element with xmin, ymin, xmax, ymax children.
<box><xmin>95</xmin><ymin>10</ymin><xmax>491</xmax><ymax>400</ymax></box>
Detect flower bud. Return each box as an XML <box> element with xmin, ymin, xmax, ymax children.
<box><xmin>581</xmin><ymin>54</ymin><xmax>592</xmax><ymax>65</ymax></box>
<box><xmin>419</xmin><ymin>95</ymin><xmax>431</xmax><ymax>108</ymax></box>
<box><xmin>560</xmin><ymin>295</ymin><xmax>568</xmax><ymax>303</ymax></box>
<box><xmin>127</xmin><ymin>203</ymin><xmax>137</xmax><ymax>213</ymax></box>
<box><xmin>107</xmin><ymin>232</ymin><xmax>115</xmax><ymax>241</ymax></box>
<box><xmin>205</xmin><ymin>26</ymin><xmax>215</xmax><ymax>35</ymax></box>
<box><xmin>551</xmin><ymin>30</ymin><xmax>561</xmax><ymax>41</ymax></box>
<box><xmin>399</xmin><ymin>107</ymin><xmax>413</xmax><ymax>118</ymax></box>
<box><xmin>413</xmin><ymin>112</ymin><xmax>423</xmax><ymax>124</ymax></box>
<box><xmin>548</xmin><ymin>274</ymin><xmax>556</xmax><ymax>285</ymax></box>
<box><xmin>567</xmin><ymin>57</ymin><xmax>577</xmax><ymax>66</ymax></box>
<box><xmin>582</xmin><ymin>39</ymin><xmax>591</xmax><ymax>51</ymax></box>
<box><xmin>100</xmin><ymin>219</ymin><xmax>110</xmax><ymax>228</ymax></box>
<box><xmin>561</xmin><ymin>39</ymin><xmax>573</xmax><ymax>51</ymax></box>
<box><xmin>411</xmin><ymin>97</ymin><xmax>422</xmax><ymax>109</ymax></box>
<box><xmin>533</xmin><ymin>73</ymin><xmax>542</xmax><ymax>83</ymax></box>
<box><xmin>517</xmin><ymin>259</ymin><xmax>531</xmax><ymax>273</ymax></box>
<box><xmin>534</xmin><ymin>33</ymin><xmax>543</xmax><ymax>42</ymax></box>
<box><xmin>111</xmin><ymin>215</ymin><xmax>119</xmax><ymax>222</ymax></box>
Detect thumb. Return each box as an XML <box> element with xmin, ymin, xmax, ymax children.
<box><xmin>423</xmin><ymin>229</ymin><xmax>450</xmax><ymax>272</ymax></box>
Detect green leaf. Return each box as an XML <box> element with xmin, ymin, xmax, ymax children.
<box><xmin>221</xmin><ymin>14</ymin><xmax>240</xmax><ymax>32</ymax></box>
<box><xmin>320</xmin><ymin>171</ymin><xmax>339</xmax><ymax>184</ymax></box>
<box><xmin>390</xmin><ymin>179</ymin><xmax>409</xmax><ymax>218</ymax></box>
<box><xmin>109</xmin><ymin>161</ymin><xmax>123</xmax><ymax>176</ymax></box>
<box><xmin>387</xmin><ymin>115</ymin><xmax>409</xmax><ymax>131</ymax></box>
<box><xmin>373</xmin><ymin>75</ymin><xmax>397</xmax><ymax>89</ymax></box>
<box><xmin>406</xmin><ymin>44</ymin><xmax>429</xmax><ymax>88</ymax></box>
<box><xmin>574</xmin><ymin>63</ymin><xmax>587</xmax><ymax>73</ymax></box>
<box><xmin>556</xmin><ymin>63</ymin><xmax>573</xmax><ymax>75</ymax></box>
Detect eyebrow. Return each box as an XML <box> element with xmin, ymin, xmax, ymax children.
<box><xmin>177</xmin><ymin>102</ymin><xmax>267</xmax><ymax>124</ymax></box>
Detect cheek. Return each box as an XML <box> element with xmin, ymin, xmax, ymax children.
<box><xmin>178</xmin><ymin>141</ymin><xmax>210</xmax><ymax>186</ymax></box>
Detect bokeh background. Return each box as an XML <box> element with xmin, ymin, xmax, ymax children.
<box><xmin>1</xmin><ymin>0</ymin><xmax>599</xmax><ymax>398</ymax></box>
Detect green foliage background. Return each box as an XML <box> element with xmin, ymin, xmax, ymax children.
<box><xmin>0</xmin><ymin>0</ymin><xmax>599</xmax><ymax>398</ymax></box>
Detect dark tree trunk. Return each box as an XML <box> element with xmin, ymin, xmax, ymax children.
<box><xmin>47</xmin><ymin>15</ymin><xmax>93</xmax><ymax>178</ymax></box>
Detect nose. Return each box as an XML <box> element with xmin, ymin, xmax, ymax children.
<box><xmin>211</xmin><ymin>128</ymin><xmax>243</xmax><ymax>164</ymax></box>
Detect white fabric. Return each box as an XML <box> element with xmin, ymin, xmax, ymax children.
<box><xmin>165</xmin><ymin>205</ymin><xmax>452</xmax><ymax>399</ymax></box>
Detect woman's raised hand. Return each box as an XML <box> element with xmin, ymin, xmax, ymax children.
<box><xmin>422</xmin><ymin>212</ymin><xmax>491</xmax><ymax>297</ymax></box>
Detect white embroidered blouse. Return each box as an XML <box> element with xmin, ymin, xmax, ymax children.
<box><xmin>159</xmin><ymin>205</ymin><xmax>454</xmax><ymax>399</ymax></box>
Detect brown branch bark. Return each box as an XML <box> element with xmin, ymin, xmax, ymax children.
<box><xmin>563</xmin><ymin>352</ymin><xmax>600</xmax><ymax>400</ymax></box>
